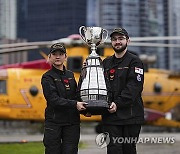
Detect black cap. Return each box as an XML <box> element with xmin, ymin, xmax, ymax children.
<box><xmin>110</xmin><ymin>28</ymin><xmax>129</xmax><ymax>39</ymax></box>
<box><xmin>50</xmin><ymin>43</ymin><xmax>66</xmax><ymax>54</ymax></box>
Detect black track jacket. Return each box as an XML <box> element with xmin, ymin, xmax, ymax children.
<box><xmin>102</xmin><ymin>51</ymin><xmax>145</xmax><ymax>125</ymax></box>
<box><xmin>41</xmin><ymin>66</ymin><xmax>80</xmax><ymax>125</ymax></box>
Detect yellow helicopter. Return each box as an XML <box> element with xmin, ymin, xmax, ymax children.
<box><xmin>0</xmin><ymin>35</ymin><xmax>180</xmax><ymax>130</ymax></box>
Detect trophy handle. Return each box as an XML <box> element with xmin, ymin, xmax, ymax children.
<box><xmin>79</xmin><ymin>26</ymin><xmax>86</xmax><ymax>42</ymax></box>
<box><xmin>101</xmin><ymin>29</ymin><xmax>108</xmax><ymax>43</ymax></box>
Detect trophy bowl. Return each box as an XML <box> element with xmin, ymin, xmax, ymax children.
<box><xmin>78</xmin><ymin>26</ymin><xmax>109</xmax><ymax>115</ymax></box>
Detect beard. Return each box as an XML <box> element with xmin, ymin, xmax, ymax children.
<box><xmin>112</xmin><ymin>43</ymin><xmax>127</xmax><ymax>53</ymax></box>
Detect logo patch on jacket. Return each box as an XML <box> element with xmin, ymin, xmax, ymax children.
<box><xmin>63</xmin><ymin>79</ymin><xmax>70</xmax><ymax>90</ymax></box>
<box><xmin>109</xmin><ymin>68</ymin><xmax>116</xmax><ymax>80</ymax></box>
<box><xmin>135</xmin><ymin>67</ymin><xmax>143</xmax><ymax>75</ymax></box>
<box><xmin>137</xmin><ymin>74</ymin><xmax>141</xmax><ymax>81</ymax></box>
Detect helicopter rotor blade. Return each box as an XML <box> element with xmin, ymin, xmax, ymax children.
<box><xmin>1</xmin><ymin>36</ymin><xmax>180</xmax><ymax>54</ymax></box>
<box><xmin>129</xmin><ymin>42</ymin><xmax>180</xmax><ymax>48</ymax></box>
<box><xmin>130</xmin><ymin>36</ymin><xmax>180</xmax><ymax>41</ymax></box>
<box><xmin>0</xmin><ymin>46</ymin><xmax>40</xmax><ymax>54</ymax></box>
<box><xmin>0</xmin><ymin>41</ymin><xmax>52</xmax><ymax>49</ymax></box>
<box><xmin>0</xmin><ymin>41</ymin><xmax>53</xmax><ymax>54</ymax></box>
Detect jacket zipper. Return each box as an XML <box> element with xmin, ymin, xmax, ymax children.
<box><xmin>130</xmin><ymin>105</ymin><xmax>133</xmax><ymax>116</ymax></box>
<box><xmin>53</xmin><ymin>109</ymin><xmax>56</xmax><ymax>119</ymax></box>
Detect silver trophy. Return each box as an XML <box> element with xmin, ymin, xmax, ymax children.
<box><xmin>78</xmin><ymin>26</ymin><xmax>109</xmax><ymax>115</ymax></box>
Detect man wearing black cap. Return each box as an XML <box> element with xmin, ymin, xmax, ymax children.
<box><xmin>102</xmin><ymin>28</ymin><xmax>144</xmax><ymax>154</ymax></box>
<box><xmin>41</xmin><ymin>43</ymin><xmax>87</xmax><ymax>154</ymax></box>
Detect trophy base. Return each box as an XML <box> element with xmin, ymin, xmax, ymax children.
<box><xmin>81</xmin><ymin>100</ymin><xmax>109</xmax><ymax>115</ymax></box>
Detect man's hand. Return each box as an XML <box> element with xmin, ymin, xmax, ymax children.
<box><xmin>108</xmin><ymin>102</ymin><xmax>117</xmax><ymax>113</ymax></box>
<box><xmin>77</xmin><ymin>102</ymin><xmax>88</xmax><ymax>111</ymax></box>
<box><xmin>84</xmin><ymin>112</ymin><xmax>91</xmax><ymax>117</ymax></box>
<box><xmin>83</xmin><ymin>60</ymin><xmax>87</xmax><ymax>67</ymax></box>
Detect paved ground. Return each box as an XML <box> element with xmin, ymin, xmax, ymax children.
<box><xmin>79</xmin><ymin>133</ymin><xmax>180</xmax><ymax>154</ymax></box>
<box><xmin>0</xmin><ymin>133</ymin><xmax>180</xmax><ymax>154</ymax></box>
<box><xmin>0</xmin><ymin>122</ymin><xmax>180</xmax><ymax>154</ymax></box>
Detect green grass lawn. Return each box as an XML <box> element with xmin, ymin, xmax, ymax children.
<box><xmin>0</xmin><ymin>141</ymin><xmax>85</xmax><ymax>154</ymax></box>
<box><xmin>0</xmin><ymin>142</ymin><xmax>44</xmax><ymax>154</ymax></box>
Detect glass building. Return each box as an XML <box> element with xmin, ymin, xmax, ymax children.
<box><xmin>17</xmin><ymin>0</ymin><xmax>87</xmax><ymax>42</ymax></box>
<box><xmin>16</xmin><ymin>0</ymin><xmax>87</xmax><ymax>60</ymax></box>
<box><xmin>89</xmin><ymin>0</ymin><xmax>178</xmax><ymax>70</ymax></box>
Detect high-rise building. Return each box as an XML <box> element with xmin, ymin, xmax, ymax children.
<box><xmin>0</xmin><ymin>0</ymin><xmax>179</xmax><ymax>70</ymax></box>
<box><xmin>89</xmin><ymin>0</ymin><xmax>179</xmax><ymax>70</ymax></box>
<box><xmin>17</xmin><ymin>0</ymin><xmax>87</xmax><ymax>42</ymax></box>
<box><xmin>0</xmin><ymin>0</ymin><xmax>17</xmax><ymax>40</ymax></box>
<box><xmin>98</xmin><ymin>0</ymin><xmax>142</xmax><ymax>53</ymax></box>
<box><xmin>16</xmin><ymin>0</ymin><xmax>87</xmax><ymax>60</ymax></box>
<box><xmin>0</xmin><ymin>0</ymin><xmax>27</xmax><ymax>65</ymax></box>
<box><xmin>87</xmin><ymin>0</ymin><xmax>99</xmax><ymax>26</ymax></box>
<box><xmin>168</xmin><ymin>0</ymin><xmax>180</xmax><ymax>71</ymax></box>
<box><xmin>146</xmin><ymin>0</ymin><xmax>168</xmax><ymax>69</ymax></box>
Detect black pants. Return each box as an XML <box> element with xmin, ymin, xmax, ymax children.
<box><xmin>43</xmin><ymin>122</ymin><xmax>80</xmax><ymax>154</ymax></box>
<box><xmin>103</xmin><ymin>124</ymin><xmax>141</xmax><ymax>154</ymax></box>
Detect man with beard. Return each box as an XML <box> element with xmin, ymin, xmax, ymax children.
<box><xmin>102</xmin><ymin>28</ymin><xmax>145</xmax><ymax>154</ymax></box>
